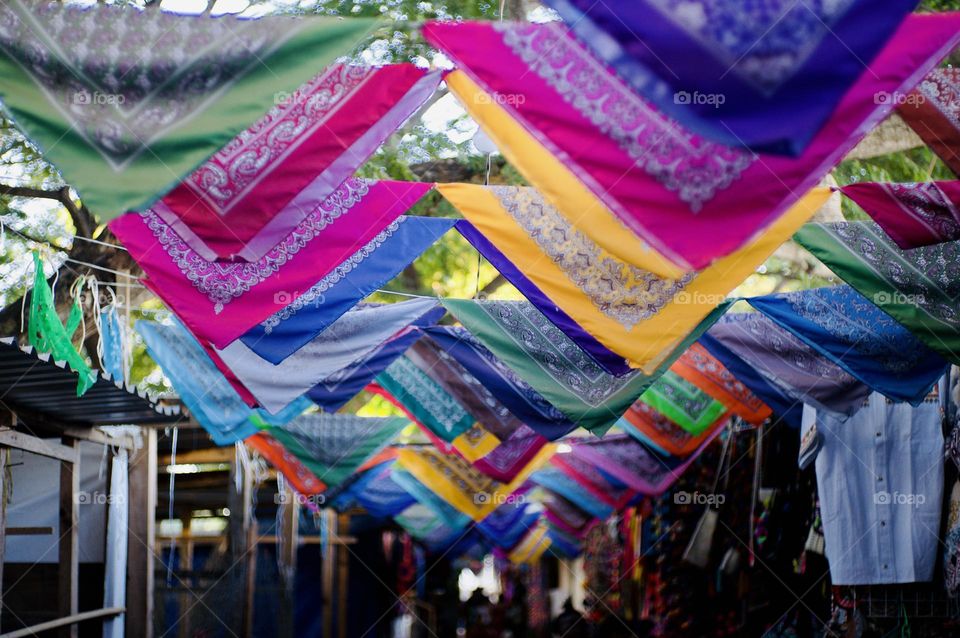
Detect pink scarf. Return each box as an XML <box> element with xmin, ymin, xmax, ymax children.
<box><xmin>841</xmin><ymin>181</ymin><xmax>960</xmax><ymax>248</ymax></box>
<box><xmin>110</xmin><ymin>179</ymin><xmax>432</xmax><ymax>348</ymax></box>
<box><xmin>156</xmin><ymin>64</ymin><xmax>439</xmax><ymax>262</ymax></box>
<box><xmin>423</xmin><ymin>16</ymin><xmax>960</xmax><ymax>271</ymax></box>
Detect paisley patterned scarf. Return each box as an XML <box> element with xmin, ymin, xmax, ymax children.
<box><xmin>540</xmin><ymin>0</ymin><xmax>919</xmax><ymax>155</ymax></box>
<box><xmin>794</xmin><ymin>221</ymin><xmax>960</xmax><ymax>365</ymax></box>
<box><xmin>899</xmin><ymin>68</ymin><xmax>960</xmax><ymax>177</ymax></box>
<box><xmin>637</xmin><ymin>371</ymin><xmax>730</xmax><ymax>436</ymax></box>
<box><xmin>156</xmin><ymin>65</ymin><xmax>440</xmax><ymax>261</ymax></box>
<box><xmin>617</xmin><ymin>405</ymin><xmax>726</xmax><ymax>458</ymax></box>
<box><xmin>424</xmin><ymin>16</ymin><xmax>960</xmax><ymax>273</ymax></box>
<box><xmin>473</xmin><ymin>425</ymin><xmax>548</xmax><ymax>483</ymax></box>
<box><xmin>253</xmin><ymin>413</ymin><xmax>408</xmax><ymax>489</ymax></box>
<box><xmin>136</xmin><ymin>318</ymin><xmax>309</xmax><ymax>444</ymax></box>
<box><xmin>423</xmin><ymin>326</ymin><xmax>578</xmax><ymax>441</ymax></box>
<box><xmin>443</xmin><ymin>183</ymin><xmax>826</xmax><ymax>373</ymax></box>
<box><xmin>441</xmin><ymin>299</ymin><xmax>729</xmax><ymax>435</ymax></box>
<box><xmin>747</xmin><ymin>286</ymin><xmax>947</xmax><ymax>405</ymax></box>
<box><xmin>530</xmin><ymin>465</ymin><xmax>614</xmax><ymax>520</ymax></box>
<box><xmin>110</xmin><ymin>179</ymin><xmax>431</xmax><ymax>349</ymax></box>
<box><xmin>340</xmin><ymin>463</ymin><xmax>417</xmax><ymax>519</ymax></box>
<box><xmin>239</xmin><ymin>216</ymin><xmax>453</xmax><ymax>365</ymax></box>
<box><xmin>215</xmin><ymin>298</ymin><xmax>440</xmax><ymax>414</ymax></box>
<box><xmin>0</xmin><ymin>1</ymin><xmax>377</xmax><ymax>220</ymax></box>
<box><xmin>840</xmin><ymin>182</ymin><xmax>960</xmax><ymax>249</ymax></box>
<box><xmin>703</xmin><ymin>312</ymin><xmax>872</xmax><ymax>417</ymax></box>
<box><xmin>245</xmin><ymin>432</ymin><xmax>326</xmax><ymax>496</ymax></box>
<box><xmin>670</xmin><ymin>343</ymin><xmax>771</xmax><ymax>425</ymax></box>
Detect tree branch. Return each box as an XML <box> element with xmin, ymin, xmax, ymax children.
<box><xmin>0</xmin><ymin>183</ymin><xmax>94</xmax><ymax>238</ymax></box>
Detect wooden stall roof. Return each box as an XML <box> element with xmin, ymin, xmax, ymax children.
<box><xmin>0</xmin><ymin>337</ymin><xmax>179</xmax><ymax>425</ymax></box>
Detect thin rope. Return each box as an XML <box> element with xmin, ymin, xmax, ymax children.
<box><xmin>64</xmin><ymin>257</ymin><xmax>139</xmax><ymax>279</ymax></box>
<box><xmin>70</xmin><ymin>234</ymin><xmax>128</xmax><ymax>252</ymax></box>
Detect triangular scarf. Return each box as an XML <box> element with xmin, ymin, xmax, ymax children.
<box><xmin>245</xmin><ymin>432</ymin><xmax>325</xmax><ymax>496</ymax></box>
<box><xmin>238</xmin><ymin>216</ymin><xmax>454</xmax><ymax>364</ymax></box>
<box><xmin>423</xmin><ymin>326</ymin><xmax>577</xmax><ymax>441</ymax></box>
<box><xmin>840</xmin><ymin>181</ymin><xmax>960</xmax><ymax>249</ymax></box>
<box><xmin>425</xmin><ymin>16</ymin><xmax>960</xmax><ymax>274</ymax></box>
<box><xmin>530</xmin><ymin>465</ymin><xmax>614</xmax><ymax>521</ymax></box>
<box><xmin>703</xmin><ymin>312</ymin><xmax>872</xmax><ymax>417</ymax></box>
<box><xmin>443</xmin><ymin>180</ymin><xmax>828</xmax><ymax>373</ymax></box>
<box><xmin>540</xmin><ymin>0</ymin><xmax>919</xmax><ymax>155</ymax></box>
<box><xmin>794</xmin><ymin>221</ymin><xmax>960</xmax><ymax>365</ymax></box>
<box><xmin>341</xmin><ymin>463</ymin><xmax>417</xmax><ymax>519</ymax></box>
<box><xmin>473</xmin><ymin>425</ymin><xmax>548</xmax><ymax>483</ymax></box>
<box><xmin>551</xmin><ymin>450</ymin><xmax>635</xmax><ymax>509</ymax></box>
<box><xmin>747</xmin><ymin>286</ymin><xmax>947</xmax><ymax>405</ymax></box>
<box><xmin>157</xmin><ymin>66</ymin><xmax>441</xmax><ymax>261</ymax></box>
<box><xmin>215</xmin><ymin>298</ymin><xmax>440</xmax><ymax>414</ymax></box>
<box><xmin>898</xmin><ymin>68</ymin><xmax>960</xmax><ymax>177</ymax></box>
<box><xmin>254</xmin><ymin>413</ymin><xmax>408</xmax><ymax>489</ymax></box>
<box><xmin>136</xmin><ymin>318</ymin><xmax>308</xmax><ymax>444</ymax></box>
<box><xmin>509</xmin><ymin>525</ymin><xmax>552</xmax><ymax>564</ymax></box>
<box><xmin>669</xmin><ymin>343</ymin><xmax>771</xmax><ymax>425</ymax></box>
<box><xmin>637</xmin><ymin>371</ymin><xmax>729</xmax><ymax>436</ymax></box>
<box><xmin>0</xmin><ymin>1</ymin><xmax>377</xmax><ymax>219</ymax></box>
<box><xmin>441</xmin><ymin>299</ymin><xmax>729</xmax><ymax>435</ymax></box>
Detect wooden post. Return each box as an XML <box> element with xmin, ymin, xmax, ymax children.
<box><xmin>126</xmin><ymin>428</ymin><xmax>157</xmax><ymax>638</ymax></box>
<box><xmin>0</xmin><ymin>446</ymin><xmax>8</xmax><ymax>631</ymax></box>
<box><xmin>278</xmin><ymin>484</ymin><xmax>299</xmax><ymax>638</ymax></box>
<box><xmin>321</xmin><ymin>509</ymin><xmax>335</xmax><ymax>638</ymax></box>
<box><xmin>58</xmin><ymin>437</ymin><xmax>79</xmax><ymax>638</ymax></box>
<box><xmin>336</xmin><ymin>512</ymin><xmax>350</xmax><ymax>638</ymax></box>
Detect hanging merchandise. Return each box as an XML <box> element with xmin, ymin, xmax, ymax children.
<box><xmin>840</xmin><ymin>182</ymin><xmax>960</xmax><ymax>249</ymax></box>
<box><xmin>423</xmin><ymin>326</ymin><xmax>578</xmax><ymax>441</ymax></box>
<box><xmin>702</xmin><ymin>312</ymin><xmax>872</xmax><ymax>418</ymax></box>
<box><xmin>540</xmin><ymin>0</ymin><xmax>919</xmax><ymax>155</ymax></box>
<box><xmin>508</xmin><ymin>524</ymin><xmax>552</xmax><ymax>564</ymax></box>
<box><xmin>567</xmin><ymin>431</ymin><xmax>723</xmax><ymax>496</ymax></box>
<box><xmin>472</xmin><ymin>425</ymin><xmax>548</xmax><ymax>483</ymax></box>
<box><xmin>898</xmin><ymin>68</ymin><xmax>960</xmax><ymax>177</ymax></box>
<box><xmin>214</xmin><ymin>298</ymin><xmax>440</xmax><ymax>414</ymax></box>
<box><xmin>253</xmin><ymin>413</ymin><xmax>408</xmax><ymax>491</ymax></box>
<box><xmin>98</xmin><ymin>302</ymin><xmax>125</xmax><ymax>383</ymax></box>
<box><xmin>27</xmin><ymin>252</ymin><xmax>97</xmax><ymax>396</ymax></box>
<box><xmin>552</xmin><ymin>450</ymin><xmax>636</xmax><ymax>511</ymax></box>
<box><xmin>424</xmin><ymin>14</ymin><xmax>960</xmax><ymax>274</ymax></box>
<box><xmin>747</xmin><ymin>286</ymin><xmax>948</xmax><ymax>405</ymax></box>
<box><xmin>0</xmin><ymin>1</ymin><xmax>378</xmax><ymax>220</ymax></box>
<box><xmin>543</xmin><ymin>491</ymin><xmax>596</xmax><ymax>538</ymax></box>
<box><xmin>136</xmin><ymin>318</ymin><xmax>309</xmax><ymax>444</ymax></box>
<box><xmin>245</xmin><ymin>433</ymin><xmax>325</xmax><ymax>496</ymax></box>
<box><xmin>795</xmin><ymin>221</ymin><xmax>960</xmax><ymax>365</ymax></box>
<box><xmin>376</xmin><ymin>355</ymin><xmax>477</xmax><ymax>443</ymax></box>
<box><xmin>636</xmin><ymin>371</ymin><xmax>729</xmax><ymax>436</ymax></box>
<box><xmin>109</xmin><ymin>179</ymin><xmax>432</xmax><ymax>349</ymax></box>
<box><xmin>395</xmin><ymin>446</ymin><xmax>553</xmax><ymax>523</ymax></box>
<box><xmin>531</xmin><ymin>465</ymin><xmax>615</xmax><ymax>521</ymax></box>
<box><xmin>390</xmin><ymin>467</ymin><xmax>473</xmax><ymax>530</ymax></box>
<box><xmin>337</xmin><ymin>463</ymin><xmax>417</xmax><ymax>519</ymax></box>
<box><xmin>406</xmin><ymin>336</ymin><xmax>524</xmax><ymax>441</ymax></box>
<box><xmin>394</xmin><ymin>504</ymin><xmax>472</xmax><ymax>553</ymax></box>
<box><xmin>156</xmin><ymin>67</ymin><xmax>441</xmax><ymax>261</ymax></box>
<box><xmin>618</xmin><ymin>402</ymin><xmax>727</xmax><ymax>458</ymax></box>
<box><xmin>802</xmin><ymin>390</ymin><xmax>945</xmax><ymax>585</ymax></box>
<box><xmin>477</xmin><ymin>496</ymin><xmax>540</xmax><ymax>550</ymax></box>
<box><xmin>308</xmin><ymin>308</ymin><xmax>444</xmax><ymax>412</ymax></box>
<box><xmin>441</xmin><ymin>299</ymin><xmax>729</xmax><ymax>435</ymax></box>
<box><xmin>445</xmin><ymin>184</ymin><xmax>828</xmax><ymax>371</ymax></box>
<box><xmin>698</xmin><ymin>334</ymin><xmax>804</xmax><ymax>429</ymax></box>
<box><xmin>239</xmin><ymin>216</ymin><xmax>454</xmax><ymax>364</ymax></box>
<box><xmin>669</xmin><ymin>343</ymin><xmax>772</xmax><ymax>425</ymax></box>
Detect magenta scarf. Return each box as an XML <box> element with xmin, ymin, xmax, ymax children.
<box><xmin>154</xmin><ymin>64</ymin><xmax>439</xmax><ymax>262</ymax></box>
<box><xmin>423</xmin><ymin>16</ymin><xmax>960</xmax><ymax>271</ymax></box>
<box><xmin>841</xmin><ymin>181</ymin><xmax>960</xmax><ymax>248</ymax></box>
<box><xmin>110</xmin><ymin>179</ymin><xmax>432</xmax><ymax>348</ymax></box>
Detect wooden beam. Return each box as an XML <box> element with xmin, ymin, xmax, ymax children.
<box><xmin>0</xmin><ymin>429</ymin><xmax>77</xmax><ymax>463</ymax></box>
<box><xmin>126</xmin><ymin>428</ymin><xmax>156</xmax><ymax>638</ymax></box>
<box><xmin>159</xmin><ymin>446</ymin><xmax>233</xmax><ymax>466</ymax></box>
<box><xmin>322</xmin><ymin>509</ymin><xmax>335</xmax><ymax>638</ymax></box>
<box><xmin>58</xmin><ymin>437</ymin><xmax>79</xmax><ymax>638</ymax></box>
<box><xmin>6</xmin><ymin>527</ymin><xmax>52</xmax><ymax>536</ymax></box>
<box><xmin>61</xmin><ymin>426</ymin><xmax>134</xmax><ymax>451</ymax></box>
<box><xmin>0</xmin><ymin>607</ymin><xmax>124</xmax><ymax>638</ymax></box>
